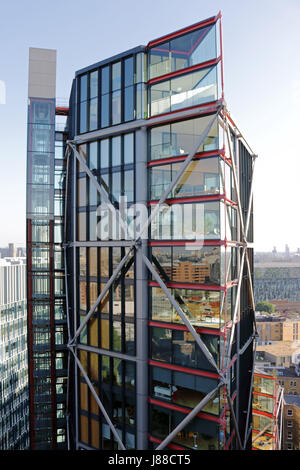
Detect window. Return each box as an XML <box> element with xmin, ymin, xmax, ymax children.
<box><xmin>287</xmin><ymin>409</ymin><xmax>293</xmax><ymax>417</ymax></box>
<box><xmin>150</xmin><ymin>66</ymin><xmax>218</xmax><ymax>117</ymax></box>
<box><xmin>149</xmin><ymin>23</ymin><xmax>218</xmax><ymax>80</ymax></box>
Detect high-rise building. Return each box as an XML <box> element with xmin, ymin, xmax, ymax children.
<box><xmin>0</xmin><ymin>257</ymin><xmax>29</xmax><ymax>449</ymax></box>
<box><xmin>26</xmin><ymin>12</ymin><xmax>257</xmax><ymax>450</ymax></box>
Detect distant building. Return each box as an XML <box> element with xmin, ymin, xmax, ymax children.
<box><xmin>282</xmin><ymin>395</ymin><xmax>300</xmax><ymax>450</ymax></box>
<box><xmin>276</xmin><ymin>367</ymin><xmax>300</xmax><ymax>396</ymax></box>
<box><xmin>8</xmin><ymin>243</ymin><xmax>17</xmax><ymax>258</ymax></box>
<box><xmin>256</xmin><ymin>318</ymin><xmax>300</xmax><ymax>344</ymax></box>
<box><xmin>0</xmin><ymin>257</ymin><xmax>29</xmax><ymax>449</ymax></box>
<box><xmin>256</xmin><ymin>342</ymin><xmax>299</xmax><ymax>369</ymax></box>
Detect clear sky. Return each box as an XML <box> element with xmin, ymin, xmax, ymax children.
<box><xmin>0</xmin><ymin>0</ymin><xmax>299</xmax><ymax>251</ymax></box>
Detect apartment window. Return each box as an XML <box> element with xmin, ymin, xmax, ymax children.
<box><xmin>150</xmin><ymin>66</ymin><xmax>218</xmax><ymax>117</ymax></box>
<box><xmin>287</xmin><ymin>431</ymin><xmax>293</xmax><ymax>440</ymax></box>
<box><xmin>287</xmin><ymin>443</ymin><xmax>293</xmax><ymax>450</ymax></box>
<box><xmin>287</xmin><ymin>420</ymin><xmax>293</xmax><ymax>427</ymax></box>
<box><xmin>149</xmin><ymin>23</ymin><xmax>217</xmax><ymax>80</ymax></box>
<box><xmin>287</xmin><ymin>409</ymin><xmax>293</xmax><ymax>417</ymax></box>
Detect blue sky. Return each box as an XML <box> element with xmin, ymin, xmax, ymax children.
<box><xmin>0</xmin><ymin>0</ymin><xmax>299</xmax><ymax>251</ymax></box>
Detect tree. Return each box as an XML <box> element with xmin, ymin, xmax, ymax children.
<box><xmin>256</xmin><ymin>301</ymin><xmax>275</xmax><ymax>314</ymax></box>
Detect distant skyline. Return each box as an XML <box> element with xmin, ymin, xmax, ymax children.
<box><xmin>0</xmin><ymin>0</ymin><xmax>299</xmax><ymax>251</ymax></box>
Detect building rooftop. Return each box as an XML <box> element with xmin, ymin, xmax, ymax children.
<box><xmin>284</xmin><ymin>395</ymin><xmax>300</xmax><ymax>408</ymax></box>
<box><xmin>0</xmin><ymin>257</ymin><xmax>26</xmax><ymax>266</ymax></box>
<box><xmin>256</xmin><ymin>341</ymin><xmax>298</xmax><ymax>356</ymax></box>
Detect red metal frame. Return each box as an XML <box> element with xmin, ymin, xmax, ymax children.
<box><xmin>149</xmin><ymin>359</ymin><xmax>219</xmax><ymax>380</ymax></box>
<box><xmin>147</xmin><ymin>12</ymin><xmax>221</xmax><ymax>49</ymax></box>
<box><xmin>148</xmin><ymin>434</ymin><xmax>185</xmax><ymax>450</ymax></box>
<box><xmin>149</xmin><ymin>397</ymin><xmax>223</xmax><ymax>424</ymax></box>
<box><xmin>149</xmin><ymin>239</ymin><xmax>226</xmax><ymax>246</ymax></box>
<box><xmin>147</xmin><ymin>56</ymin><xmax>221</xmax><ymax>86</ymax></box>
<box><xmin>147</xmin><ymin>149</ymin><xmax>225</xmax><ymax>167</ymax></box>
<box><xmin>148</xmin><ymin>280</ymin><xmax>226</xmax><ymax>291</ymax></box>
<box><xmin>148</xmin><ymin>320</ymin><xmax>222</xmax><ymax>336</ymax></box>
<box><xmin>147</xmin><ymin>99</ymin><xmax>222</xmax><ymax>124</ymax></box>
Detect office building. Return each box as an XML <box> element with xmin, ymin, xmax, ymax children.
<box><xmin>282</xmin><ymin>395</ymin><xmax>300</xmax><ymax>450</ymax></box>
<box><xmin>27</xmin><ymin>12</ymin><xmax>257</xmax><ymax>450</ymax></box>
<box><xmin>0</xmin><ymin>257</ymin><xmax>29</xmax><ymax>449</ymax></box>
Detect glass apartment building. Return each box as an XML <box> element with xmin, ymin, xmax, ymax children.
<box><xmin>27</xmin><ymin>13</ymin><xmax>257</xmax><ymax>450</ymax></box>
<box><xmin>0</xmin><ymin>258</ymin><xmax>29</xmax><ymax>449</ymax></box>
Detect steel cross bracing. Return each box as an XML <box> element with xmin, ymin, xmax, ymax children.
<box><xmin>63</xmin><ymin>104</ymin><xmax>257</xmax><ymax>451</ymax></box>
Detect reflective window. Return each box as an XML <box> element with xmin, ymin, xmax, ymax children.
<box><xmin>150</xmin><ymin>157</ymin><xmax>221</xmax><ymax>200</ymax></box>
<box><xmin>151</xmin><ymin>201</ymin><xmax>220</xmax><ymax>240</ymax></box>
<box><xmin>149</xmin><ymin>23</ymin><xmax>217</xmax><ymax>80</ymax></box>
<box><xmin>150</xmin><ymin>115</ymin><xmax>219</xmax><ymax>161</ymax></box>
<box><xmin>124</xmin><ymin>133</ymin><xmax>134</xmax><ymax>164</ymax></box>
<box><xmin>150</xmin><ymin>65</ymin><xmax>218</xmax><ymax>116</ymax></box>
<box><xmin>152</xmin><ymin>245</ymin><xmax>221</xmax><ymax>285</ymax></box>
<box><xmin>151</xmin><ymin>287</ymin><xmax>222</xmax><ymax>328</ymax></box>
<box><xmin>112</xmin><ymin>90</ymin><xmax>121</xmax><ymax>125</ymax></box>
<box><xmin>100</xmin><ymin>139</ymin><xmax>109</xmax><ymax>168</ymax></box>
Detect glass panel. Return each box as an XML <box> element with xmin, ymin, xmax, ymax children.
<box><xmin>78</xmin><ymin>212</ymin><xmax>86</xmax><ymax>241</ymax></box>
<box><xmin>124</xmin><ymin>86</ymin><xmax>134</xmax><ymax>122</ymax></box>
<box><xmin>151</xmin><ymin>201</ymin><xmax>220</xmax><ymax>241</ymax></box>
<box><xmin>80</xmin><ymin>101</ymin><xmax>87</xmax><ymax>133</ymax></box>
<box><xmin>152</xmin><ymin>327</ymin><xmax>172</xmax><ymax>363</ymax></box>
<box><xmin>124</xmin><ymin>57</ymin><xmax>134</xmax><ymax>87</ymax></box>
<box><xmin>100</xmin><ymin>139</ymin><xmax>109</xmax><ymax>168</ymax></box>
<box><xmin>124</xmin><ymin>170</ymin><xmax>134</xmax><ymax>202</ymax></box>
<box><xmin>101</xmin><ymin>94</ymin><xmax>110</xmax><ymax>128</ymax></box>
<box><xmin>80</xmin><ymin>75</ymin><xmax>88</xmax><ymax>102</ymax></box>
<box><xmin>149</xmin><ymin>42</ymin><xmax>170</xmax><ymax>79</ymax></box>
<box><xmin>124</xmin><ymin>133</ymin><xmax>134</xmax><ymax>164</ymax></box>
<box><xmin>89</xmin><ymin>141</ymin><xmax>98</xmax><ymax>170</ymax></box>
<box><xmin>90</xmin><ymin>70</ymin><xmax>98</xmax><ymax>99</ymax></box>
<box><xmin>101</xmin><ymin>66</ymin><xmax>110</xmax><ymax>95</ymax></box>
<box><xmin>136</xmin><ymin>83</ymin><xmax>146</xmax><ymax>120</ymax></box>
<box><xmin>77</xmin><ymin>177</ymin><xmax>86</xmax><ymax>207</ymax></box>
<box><xmin>152</xmin><ymin>245</ymin><xmax>221</xmax><ymax>285</ymax></box>
<box><xmin>151</xmin><ymin>287</ymin><xmax>221</xmax><ymax>328</ymax></box>
<box><xmin>112</xmin><ymin>62</ymin><xmax>121</xmax><ymax>91</ymax></box>
<box><xmin>150</xmin><ymin>66</ymin><xmax>218</xmax><ymax>117</ymax></box>
<box><xmin>150</xmin><ymin>115</ymin><xmax>219</xmax><ymax>161</ymax></box>
<box><xmin>170</xmin><ymin>67</ymin><xmax>217</xmax><ymax>112</ymax></box>
<box><xmin>89</xmin><ymin>97</ymin><xmax>98</xmax><ymax>131</ymax></box>
<box><xmin>112</xmin><ymin>90</ymin><xmax>121</xmax><ymax>125</ymax></box>
<box><xmin>112</xmin><ymin>136</ymin><xmax>121</xmax><ymax>166</ymax></box>
<box><xmin>149</xmin><ymin>23</ymin><xmax>217</xmax><ymax>80</ymax></box>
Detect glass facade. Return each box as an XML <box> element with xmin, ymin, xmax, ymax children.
<box><xmin>27</xmin><ymin>95</ymin><xmax>68</xmax><ymax>449</ymax></box>
<box><xmin>0</xmin><ymin>260</ymin><xmax>29</xmax><ymax>450</ymax></box>
<box><xmin>27</xmin><ymin>13</ymin><xmax>254</xmax><ymax>451</ymax></box>
<box><xmin>78</xmin><ymin>52</ymin><xmax>147</xmax><ymax>134</ymax></box>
